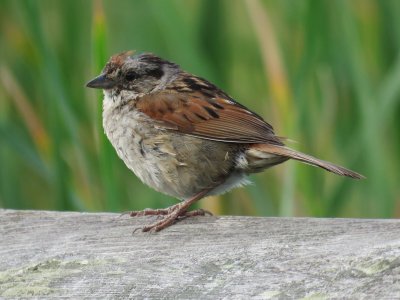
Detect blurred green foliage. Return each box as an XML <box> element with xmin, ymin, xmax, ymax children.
<box><xmin>0</xmin><ymin>0</ymin><xmax>399</xmax><ymax>218</ymax></box>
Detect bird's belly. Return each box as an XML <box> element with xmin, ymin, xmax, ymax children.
<box><xmin>103</xmin><ymin>107</ymin><xmax>241</xmax><ymax>199</ymax></box>
<box><xmin>103</xmin><ymin>110</ymin><xmax>171</xmax><ymax>195</ymax></box>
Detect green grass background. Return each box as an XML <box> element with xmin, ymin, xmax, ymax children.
<box><xmin>0</xmin><ymin>0</ymin><xmax>399</xmax><ymax>218</ymax></box>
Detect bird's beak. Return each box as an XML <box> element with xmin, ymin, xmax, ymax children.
<box><xmin>86</xmin><ymin>73</ymin><xmax>116</xmax><ymax>89</ymax></box>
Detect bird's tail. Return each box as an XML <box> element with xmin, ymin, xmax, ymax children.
<box><xmin>252</xmin><ymin>144</ymin><xmax>365</xmax><ymax>179</ymax></box>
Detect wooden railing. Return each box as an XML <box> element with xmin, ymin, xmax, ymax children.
<box><xmin>0</xmin><ymin>209</ymin><xmax>399</xmax><ymax>298</ymax></box>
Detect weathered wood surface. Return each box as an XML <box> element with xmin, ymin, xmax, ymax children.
<box><xmin>0</xmin><ymin>209</ymin><xmax>399</xmax><ymax>299</ymax></box>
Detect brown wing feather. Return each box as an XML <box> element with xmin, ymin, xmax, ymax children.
<box><xmin>136</xmin><ymin>91</ymin><xmax>283</xmax><ymax>145</ymax></box>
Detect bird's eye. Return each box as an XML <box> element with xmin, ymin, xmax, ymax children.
<box><xmin>125</xmin><ymin>71</ymin><xmax>139</xmax><ymax>81</ymax></box>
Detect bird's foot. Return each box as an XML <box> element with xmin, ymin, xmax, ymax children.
<box><xmin>127</xmin><ymin>207</ymin><xmax>172</xmax><ymax>217</ymax></box>
<box><xmin>128</xmin><ymin>189</ymin><xmax>213</xmax><ymax>232</ymax></box>
<box><xmin>129</xmin><ymin>206</ymin><xmax>212</xmax><ymax>233</ymax></box>
<box><xmin>140</xmin><ymin>204</ymin><xmax>199</xmax><ymax>232</ymax></box>
<box><xmin>180</xmin><ymin>208</ymin><xmax>213</xmax><ymax>218</ymax></box>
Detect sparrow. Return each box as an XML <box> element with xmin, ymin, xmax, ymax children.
<box><xmin>86</xmin><ymin>51</ymin><xmax>364</xmax><ymax>232</ymax></box>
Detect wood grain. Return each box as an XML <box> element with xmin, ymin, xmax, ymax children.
<box><xmin>0</xmin><ymin>209</ymin><xmax>399</xmax><ymax>299</ymax></box>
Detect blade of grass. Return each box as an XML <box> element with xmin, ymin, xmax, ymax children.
<box><xmin>336</xmin><ymin>0</ymin><xmax>393</xmax><ymax>217</ymax></box>
<box><xmin>245</xmin><ymin>0</ymin><xmax>295</xmax><ymax>217</ymax></box>
<box><xmin>91</xmin><ymin>0</ymin><xmax>121</xmax><ymax>211</ymax></box>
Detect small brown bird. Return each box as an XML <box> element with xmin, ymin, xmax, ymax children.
<box><xmin>87</xmin><ymin>51</ymin><xmax>364</xmax><ymax>232</ymax></box>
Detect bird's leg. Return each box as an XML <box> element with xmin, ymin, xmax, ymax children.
<box><xmin>139</xmin><ymin>189</ymin><xmax>212</xmax><ymax>232</ymax></box>
<box><xmin>127</xmin><ymin>201</ymin><xmax>186</xmax><ymax>218</ymax></box>
<box><xmin>127</xmin><ymin>207</ymin><xmax>212</xmax><ymax>218</ymax></box>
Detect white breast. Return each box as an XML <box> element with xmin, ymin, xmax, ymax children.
<box><xmin>102</xmin><ymin>91</ymin><xmax>166</xmax><ymax>192</ymax></box>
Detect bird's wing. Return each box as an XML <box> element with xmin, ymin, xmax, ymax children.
<box><xmin>135</xmin><ymin>90</ymin><xmax>283</xmax><ymax>145</ymax></box>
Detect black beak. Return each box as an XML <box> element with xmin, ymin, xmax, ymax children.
<box><xmin>86</xmin><ymin>73</ymin><xmax>116</xmax><ymax>89</ymax></box>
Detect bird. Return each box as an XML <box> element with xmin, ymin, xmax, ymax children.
<box><xmin>86</xmin><ymin>51</ymin><xmax>364</xmax><ymax>232</ymax></box>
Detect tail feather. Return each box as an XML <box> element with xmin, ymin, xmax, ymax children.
<box><xmin>253</xmin><ymin>144</ymin><xmax>365</xmax><ymax>179</ymax></box>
